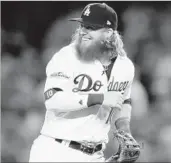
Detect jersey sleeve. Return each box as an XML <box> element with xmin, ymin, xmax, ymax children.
<box><xmin>123</xmin><ymin>60</ymin><xmax>135</xmax><ymax>104</ymax></box>
<box><xmin>44</xmin><ymin>50</ymin><xmax>74</xmax><ymax>93</ymax></box>
<box><xmin>113</xmin><ymin>61</ymin><xmax>135</xmax><ymax>122</ymax></box>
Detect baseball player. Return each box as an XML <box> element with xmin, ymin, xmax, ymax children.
<box><xmin>29</xmin><ymin>3</ymin><xmax>140</xmax><ymax>162</ymax></box>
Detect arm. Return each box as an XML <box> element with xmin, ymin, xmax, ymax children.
<box><xmin>115</xmin><ymin>98</ymin><xmax>132</xmax><ymax>134</ymax></box>
<box><xmin>107</xmin><ymin>64</ymin><xmax>141</xmax><ymax>162</ymax></box>
<box><xmin>44</xmin><ymin>51</ymin><xmax>104</xmax><ymax>112</ymax></box>
<box><xmin>44</xmin><ymin>51</ymin><xmax>89</xmax><ymax>111</ymax></box>
<box><xmin>45</xmin><ymin>90</ymin><xmax>89</xmax><ymax>111</ymax></box>
<box><xmin>114</xmin><ymin>63</ymin><xmax>135</xmax><ymax>133</ymax></box>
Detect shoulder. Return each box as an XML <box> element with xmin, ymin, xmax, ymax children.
<box><xmin>114</xmin><ymin>55</ymin><xmax>135</xmax><ymax>82</ymax></box>
<box><xmin>51</xmin><ymin>44</ymin><xmax>75</xmax><ymax>62</ymax></box>
<box><xmin>125</xmin><ymin>56</ymin><xmax>135</xmax><ymax>73</ymax></box>
<box><xmin>119</xmin><ymin>55</ymin><xmax>135</xmax><ymax>75</ymax></box>
<box><xmin>46</xmin><ymin>44</ymin><xmax>76</xmax><ymax>75</ymax></box>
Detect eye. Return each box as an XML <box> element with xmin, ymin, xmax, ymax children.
<box><xmin>81</xmin><ymin>24</ymin><xmax>97</xmax><ymax>31</ymax></box>
<box><xmin>86</xmin><ymin>26</ymin><xmax>96</xmax><ymax>30</ymax></box>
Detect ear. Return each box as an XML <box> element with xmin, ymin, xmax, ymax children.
<box><xmin>106</xmin><ymin>28</ymin><xmax>114</xmax><ymax>38</ymax></box>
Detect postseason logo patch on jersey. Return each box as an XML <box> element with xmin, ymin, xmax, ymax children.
<box><xmin>50</xmin><ymin>72</ymin><xmax>70</xmax><ymax>79</ymax></box>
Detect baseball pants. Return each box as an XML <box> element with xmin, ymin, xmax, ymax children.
<box><xmin>29</xmin><ymin>134</ymin><xmax>105</xmax><ymax>162</ymax></box>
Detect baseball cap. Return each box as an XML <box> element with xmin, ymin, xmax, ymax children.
<box><xmin>69</xmin><ymin>3</ymin><xmax>118</xmax><ymax>30</ymax></box>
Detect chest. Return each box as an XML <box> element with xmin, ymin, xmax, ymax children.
<box><xmin>105</xmin><ymin>57</ymin><xmax>132</xmax><ymax>93</ymax></box>
<box><xmin>72</xmin><ymin>61</ymin><xmax>107</xmax><ymax>93</ymax></box>
<box><xmin>71</xmin><ymin>57</ymin><xmax>132</xmax><ymax>94</ymax></box>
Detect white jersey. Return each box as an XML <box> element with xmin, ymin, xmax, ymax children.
<box><xmin>41</xmin><ymin>43</ymin><xmax>134</xmax><ymax>144</ymax></box>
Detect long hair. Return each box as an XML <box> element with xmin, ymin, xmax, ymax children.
<box><xmin>71</xmin><ymin>26</ymin><xmax>127</xmax><ymax>58</ymax></box>
<box><xmin>71</xmin><ymin>26</ymin><xmax>81</xmax><ymax>43</ymax></box>
<box><xmin>103</xmin><ymin>30</ymin><xmax>127</xmax><ymax>57</ymax></box>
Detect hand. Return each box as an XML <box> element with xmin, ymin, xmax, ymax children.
<box><xmin>103</xmin><ymin>91</ymin><xmax>124</xmax><ymax>109</ymax></box>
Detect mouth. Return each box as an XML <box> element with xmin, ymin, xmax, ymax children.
<box><xmin>82</xmin><ymin>37</ymin><xmax>91</xmax><ymax>41</ymax></box>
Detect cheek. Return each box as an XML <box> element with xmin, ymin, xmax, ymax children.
<box><xmin>92</xmin><ymin>33</ymin><xmax>102</xmax><ymax>42</ymax></box>
<box><xmin>93</xmin><ymin>30</ymin><xmax>107</xmax><ymax>40</ymax></box>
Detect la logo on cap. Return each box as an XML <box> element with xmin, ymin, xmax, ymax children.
<box><xmin>107</xmin><ymin>20</ymin><xmax>111</xmax><ymax>25</ymax></box>
<box><xmin>84</xmin><ymin>6</ymin><xmax>91</xmax><ymax>16</ymax></box>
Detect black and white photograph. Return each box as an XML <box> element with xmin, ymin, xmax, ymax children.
<box><xmin>1</xmin><ymin>1</ymin><xmax>171</xmax><ymax>162</ymax></box>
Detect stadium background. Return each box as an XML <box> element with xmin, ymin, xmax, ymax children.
<box><xmin>1</xmin><ymin>1</ymin><xmax>171</xmax><ymax>162</ymax></box>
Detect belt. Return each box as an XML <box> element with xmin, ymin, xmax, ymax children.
<box><xmin>55</xmin><ymin>138</ymin><xmax>102</xmax><ymax>155</ymax></box>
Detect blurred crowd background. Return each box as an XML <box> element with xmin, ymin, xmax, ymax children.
<box><xmin>1</xmin><ymin>1</ymin><xmax>171</xmax><ymax>162</ymax></box>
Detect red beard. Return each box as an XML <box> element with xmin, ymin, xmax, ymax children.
<box><xmin>75</xmin><ymin>35</ymin><xmax>110</xmax><ymax>63</ymax></box>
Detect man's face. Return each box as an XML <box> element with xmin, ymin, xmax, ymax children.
<box><xmin>79</xmin><ymin>25</ymin><xmax>104</xmax><ymax>47</ymax></box>
<box><xmin>76</xmin><ymin>24</ymin><xmax>113</xmax><ymax>66</ymax></box>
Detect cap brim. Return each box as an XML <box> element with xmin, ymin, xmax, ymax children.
<box><xmin>68</xmin><ymin>18</ymin><xmax>83</xmax><ymax>23</ymax></box>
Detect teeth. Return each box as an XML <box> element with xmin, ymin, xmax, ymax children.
<box><xmin>82</xmin><ymin>37</ymin><xmax>90</xmax><ymax>41</ymax></box>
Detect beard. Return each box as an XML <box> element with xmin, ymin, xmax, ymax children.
<box><xmin>75</xmin><ymin>34</ymin><xmax>111</xmax><ymax>64</ymax></box>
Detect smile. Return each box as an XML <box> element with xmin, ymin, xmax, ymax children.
<box><xmin>82</xmin><ymin>37</ymin><xmax>91</xmax><ymax>41</ymax></box>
